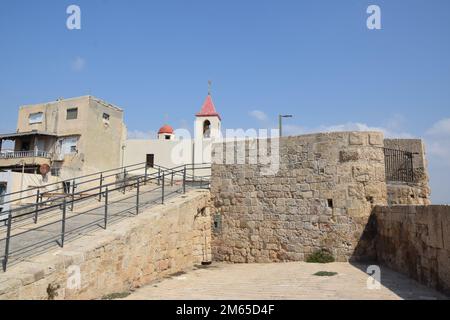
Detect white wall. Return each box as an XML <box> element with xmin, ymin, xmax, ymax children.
<box><xmin>0</xmin><ymin>171</ymin><xmax>61</xmax><ymax>220</ymax></box>
<box><xmin>123</xmin><ymin>138</ymin><xmax>213</xmax><ymax>179</ymax></box>
<box><xmin>0</xmin><ymin>171</ymin><xmax>12</xmax><ymax>219</ymax></box>
<box><xmin>123</xmin><ymin>139</ymin><xmax>194</xmax><ymax>172</ymax></box>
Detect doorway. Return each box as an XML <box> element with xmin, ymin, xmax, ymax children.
<box><xmin>146</xmin><ymin>154</ymin><xmax>155</xmax><ymax>168</ymax></box>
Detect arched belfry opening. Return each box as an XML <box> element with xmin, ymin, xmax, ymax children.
<box><xmin>203</xmin><ymin>120</ymin><xmax>211</xmax><ymax>138</ymax></box>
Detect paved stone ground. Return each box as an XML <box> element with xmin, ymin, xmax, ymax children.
<box><xmin>124</xmin><ymin>262</ymin><xmax>448</xmax><ymax>300</ymax></box>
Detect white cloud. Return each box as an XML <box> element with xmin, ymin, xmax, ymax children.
<box><xmin>425</xmin><ymin>118</ymin><xmax>450</xmax><ymax>167</ymax></box>
<box><xmin>427</xmin><ymin>140</ymin><xmax>450</xmax><ymax>159</ymax></box>
<box><xmin>422</xmin><ymin>118</ymin><xmax>450</xmax><ymax>203</ymax></box>
<box><xmin>71</xmin><ymin>56</ymin><xmax>86</xmax><ymax>72</ymax></box>
<box><xmin>249</xmin><ymin>110</ymin><xmax>268</xmax><ymax>122</ymax></box>
<box><xmin>127</xmin><ymin>130</ymin><xmax>155</xmax><ymax>140</ymax></box>
<box><xmin>426</xmin><ymin>118</ymin><xmax>450</xmax><ymax>136</ymax></box>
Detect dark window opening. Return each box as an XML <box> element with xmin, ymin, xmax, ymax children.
<box><xmin>213</xmin><ymin>214</ymin><xmax>222</xmax><ymax>233</ymax></box>
<box><xmin>103</xmin><ymin>113</ymin><xmax>110</xmax><ymax>121</ymax></box>
<box><xmin>327</xmin><ymin>199</ymin><xmax>333</xmax><ymax>208</ymax></box>
<box><xmin>21</xmin><ymin>141</ymin><xmax>31</xmax><ymax>151</ymax></box>
<box><xmin>67</xmin><ymin>108</ymin><xmax>78</xmax><ymax>120</ymax></box>
<box><xmin>203</xmin><ymin>120</ymin><xmax>211</xmax><ymax>138</ymax></box>
<box><xmin>165</xmin><ymin>135</ymin><xmax>171</xmax><ymax>140</ymax></box>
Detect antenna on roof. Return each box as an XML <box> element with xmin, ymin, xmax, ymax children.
<box><xmin>208</xmin><ymin>80</ymin><xmax>212</xmax><ymax>96</ymax></box>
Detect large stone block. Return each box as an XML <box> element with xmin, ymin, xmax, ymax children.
<box><xmin>349</xmin><ymin>133</ymin><xmax>365</xmax><ymax>145</ymax></box>
<box><xmin>340</xmin><ymin>150</ymin><xmax>361</xmax><ymax>162</ymax></box>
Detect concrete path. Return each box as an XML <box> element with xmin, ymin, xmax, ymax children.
<box><xmin>124</xmin><ymin>262</ymin><xmax>448</xmax><ymax>300</ymax></box>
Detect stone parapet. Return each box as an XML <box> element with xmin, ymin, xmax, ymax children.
<box><xmin>0</xmin><ymin>190</ymin><xmax>211</xmax><ymax>300</ymax></box>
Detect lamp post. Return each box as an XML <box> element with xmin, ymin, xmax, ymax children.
<box><xmin>19</xmin><ymin>160</ymin><xmax>25</xmax><ymax>203</ymax></box>
<box><xmin>279</xmin><ymin>114</ymin><xmax>293</xmax><ymax>137</ymax></box>
<box><xmin>121</xmin><ymin>144</ymin><xmax>126</xmax><ymax>168</ymax></box>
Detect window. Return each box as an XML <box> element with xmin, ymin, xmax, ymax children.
<box><xmin>66</xmin><ymin>108</ymin><xmax>78</xmax><ymax>120</ymax></box>
<box><xmin>59</xmin><ymin>136</ymin><xmax>79</xmax><ymax>156</ymax></box>
<box><xmin>103</xmin><ymin>113</ymin><xmax>110</xmax><ymax>121</ymax></box>
<box><xmin>0</xmin><ymin>183</ymin><xmax>7</xmax><ymax>205</ymax></box>
<box><xmin>213</xmin><ymin>214</ymin><xmax>222</xmax><ymax>233</ymax></box>
<box><xmin>165</xmin><ymin>135</ymin><xmax>171</xmax><ymax>140</ymax></box>
<box><xmin>203</xmin><ymin>120</ymin><xmax>211</xmax><ymax>138</ymax></box>
<box><xmin>51</xmin><ymin>168</ymin><xmax>61</xmax><ymax>177</ymax></box>
<box><xmin>63</xmin><ymin>181</ymin><xmax>71</xmax><ymax>194</ymax></box>
<box><xmin>29</xmin><ymin>112</ymin><xmax>43</xmax><ymax>124</ymax></box>
<box><xmin>327</xmin><ymin>199</ymin><xmax>333</xmax><ymax>208</ymax></box>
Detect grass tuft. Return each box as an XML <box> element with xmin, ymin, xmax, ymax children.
<box><xmin>314</xmin><ymin>271</ymin><xmax>338</xmax><ymax>277</ymax></box>
<box><xmin>306</xmin><ymin>249</ymin><xmax>335</xmax><ymax>264</ymax></box>
<box><xmin>101</xmin><ymin>292</ymin><xmax>131</xmax><ymax>300</ymax></box>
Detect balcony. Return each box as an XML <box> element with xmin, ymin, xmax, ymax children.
<box><xmin>0</xmin><ymin>131</ymin><xmax>57</xmax><ymax>169</ymax></box>
<box><xmin>0</xmin><ymin>150</ymin><xmax>52</xmax><ymax>159</ymax></box>
<box><xmin>0</xmin><ymin>150</ymin><xmax>52</xmax><ymax>167</ymax></box>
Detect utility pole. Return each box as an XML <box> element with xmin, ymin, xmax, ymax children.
<box><xmin>279</xmin><ymin>114</ymin><xmax>293</xmax><ymax>137</ymax></box>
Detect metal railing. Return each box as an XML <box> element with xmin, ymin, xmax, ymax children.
<box><xmin>383</xmin><ymin>147</ymin><xmax>416</xmax><ymax>183</ymax></box>
<box><xmin>0</xmin><ymin>150</ymin><xmax>52</xmax><ymax>159</ymax></box>
<box><xmin>0</xmin><ymin>161</ymin><xmax>208</xmax><ymax>210</ymax></box>
<box><xmin>0</xmin><ymin>162</ymin><xmax>211</xmax><ymax>271</ymax></box>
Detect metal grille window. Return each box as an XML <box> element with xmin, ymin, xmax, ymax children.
<box><xmin>384</xmin><ymin>148</ymin><xmax>415</xmax><ymax>183</ymax></box>
<box><xmin>66</xmin><ymin>108</ymin><xmax>78</xmax><ymax>120</ymax></box>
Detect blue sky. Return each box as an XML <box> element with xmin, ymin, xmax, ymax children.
<box><xmin>0</xmin><ymin>0</ymin><xmax>449</xmax><ymax>203</ymax></box>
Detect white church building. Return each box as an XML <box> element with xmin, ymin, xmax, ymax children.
<box><xmin>122</xmin><ymin>92</ymin><xmax>222</xmax><ymax>176</ymax></box>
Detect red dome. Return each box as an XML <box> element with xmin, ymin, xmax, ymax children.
<box><xmin>158</xmin><ymin>124</ymin><xmax>174</xmax><ymax>134</ymax></box>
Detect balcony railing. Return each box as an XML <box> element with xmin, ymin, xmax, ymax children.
<box><xmin>0</xmin><ymin>150</ymin><xmax>52</xmax><ymax>159</ymax></box>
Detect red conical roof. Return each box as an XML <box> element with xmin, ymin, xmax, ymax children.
<box><xmin>158</xmin><ymin>124</ymin><xmax>174</xmax><ymax>134</ymax></box>
<box><xmin>196</xmin><ymin>95</ymin><xmax>221</xmax><ymax>120</ymax></box>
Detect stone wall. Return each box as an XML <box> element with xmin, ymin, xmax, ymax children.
<box><xmin>373</xmin><ymin>205</ymin><xmax>450</xmax><ymax>295</ymax></box>
<box><xmin>384</xmin><ymin>139</ymin><xmax>431</xmax><ymax>205</ymax></box>
<box><xmin>211</xmin><ymin>131</ymin><xmax>387</xmax><ymax>263</ymax></box>
<box><xmin>0</xmin><ymin>190</ymin><xmax>211</xmax><ymax>300</ymax></box>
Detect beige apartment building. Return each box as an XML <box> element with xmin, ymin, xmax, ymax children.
<box><xmin>0</xmin><ymin>96</ymin><xmax>127</xmax><ymax>212</ymax></box>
